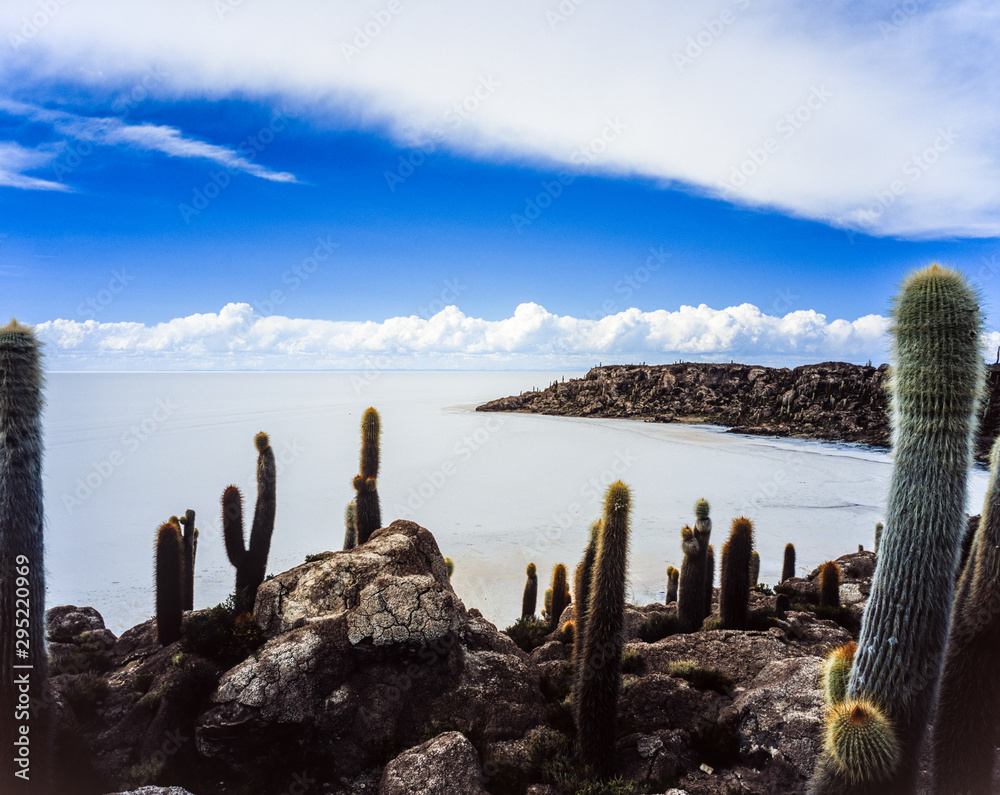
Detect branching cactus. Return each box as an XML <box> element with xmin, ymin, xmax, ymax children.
<box><xmin>749</xmin><ymin>550</ymin><xmax>760</xmax><ymax>589</ymax></box>
<box><xmin>522</xmin><ymin>563</ymin><xmax>538</xmax><ymax>619</ymax></box>
<box><xmin>678</xmin><ymin>526</ymin><xmax>703</xmax><ymax>630</ymax></box>
<box><xmin>719</xmin><ymin>517</ymin><xmax>754</xmax><ymax>630</ymax></box>
<box><xmin>223</xmin><ymin>432</ymin><xmax>277</xmax><ymax>614</ymax></box>
<box><xmin>0</xmin><ymin>320</ymin><xmax>50</xmax><ymax>793</ymax></box>
<box><xmin>353</xmin><ymin>407</ymin><xmax>382</xmax><ymax>544</ymax></box>
<box><xmin>574</xmin><ymin>521</ymin><xmax>600</xmax><ymax>666</ymax></box>
<box><xmin>781</xmin><ymin>542</ymin><xmax>796</xmax><ymax>582</ymax></box>
<box><xmin>179</xmin><ymin>509</ymin><xmax>198</xmax><ymax>611</ymax></box>
<box><xmin>665</xmin><ymin>566</ymin><xmax>678</xmax><ymax>604</ymax></box>
<box><xmin>819</xmin><ymin>561</ymin><xmax>841</xmax><ymax>608</ymax></box>
<box><xmin>343</xmin><ymin>502</ymin><xmax>357</xmax><ymax>550</ymax></box>
<box><xmin>155</xmin><ymin>521</ymin><xmax>184</xmax><ymax>644</ymax></box>
<box><xmin>823</xmin><ymin>641</ymin><xmax>857</xmax><ymax>706</ymax></box>
<box><xmin>931</xmin><ymin>437</ymin><xmax>1000</xmax><ymax>793</ymax></box>
<box><xmin>704</xmin><ymin>543</ymin><xmax>715</xmax><ymax>619</ymax></box>
<box><xmin>809</xmin><ymin>265</ymin><xmax>984</xmax><ymax>794</ymax></box>
<box><xmin>576</xmin><ymin>481</ymin><xmax>631</xmax><ymax>778</ymax></box>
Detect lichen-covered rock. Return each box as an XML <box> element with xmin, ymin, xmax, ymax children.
<box><xmin>379</xmin><ymin>732</ymin><xmax>489</xmax><ymax>795</ymax></box>
<box><xmin>47</xmin><ymin>604</ymin><xmax>116</xmax><ymax>643</ymax></box>
<box><xmin>104</xmin><ymin>788</ymin><xmax>199</xmax><ymax>795</ymax></box>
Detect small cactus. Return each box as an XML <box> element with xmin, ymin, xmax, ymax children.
<box><xmin>561</xmin><ymin>620</ymin><xmax>575</xmax><ymax>645</ymax></box>
<box><xmin>353</xmin><ymin>407</ymin><xmax>382</xmax><ymax>544</ymax></box>
<box><xmin>774</xmin><ymin>593</ymin><xmax>790</xmax><ymax>619</ymax></box>
<box><xmin>576</xmin><ymin>481</ymin><xmax>631</xmax><ymax>778</ymax></box>
<box><xmin>343</xmin><ymin>502</ymin><xmax>357</xmax><ymax>550</ymax></box>
<box><xmin>155</xmin><ymin>521</ymin><xmax>184</xmax><ymax>645</ymax></box>
<box><xmin>223</xmin><ymin>432</ymin><xmax>277</xmax><ymax>614</ymax></box>
<box><xmin>704</xmin><ymin>543</ymin><xmax>715</xmax><ymax>619</ymax></box>
<box><xmin>549</xmin><ymin>564</ymin><xmax>570</xmax><ymax>630</ymax></box>
<box><xmin>823</xmin><ymin>641</ymin><xmax>857</xmax><ymax>706</ymax></box>
<box><xmin>811</xmin><ymin>699</ymin><xmax>900</xmax><ymax>789</ymax></box>
<box><xmin>819</xmin><ymin>561</ymin><xmax>841</xmax><ymax>608</ymax></box>
<box><xmin>749</xmin><ymin>550</ymin><xmax>760</xmax><ymax>588</ymax></box>
<box><xmin>719</xmin><ymin>517</ymin><xmax>754</xmax><ymax>630</ymax></box>
<box><xmin>678</xmin><ymin>525</ymin><xmax>703</xmax><ymax>630</ymax></box>
<box><xmin>543</xmin><ymin>588</ymin><xmax>552</xmax><ymax>619</ymax></box>
<box><xmin>874</xmin><ymin>522</ymin><xmax>883</xmax><ymax>555</ymax></box>
<box><xmin>665</xmin><ymin>565</ymin><xmax>678</xmax><ymax>603</ymax></box>
<box><xmin>522</xmin><ymin>563</ymin><xmax>538</xmax><ymax>619</ymax></box>
<box><xmin>179</xmin><ymin>509</ymin><xmax>197</xmax><ymax>611</ymax></box>
<box><xmin>781</xmin><ymin>542</ymin><xmax>796</xmax><ymax>582</ymax></box>
<box><xmin>445</xmin><ymin>557</ymin><xmax>454</xmax><ymax>579</ymax></box>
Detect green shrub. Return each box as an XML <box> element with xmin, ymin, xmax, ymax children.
<box><xmin>180</xmin><ymin>595</ymin><xmax>266</xmax><ymax>668</ymax></box>
<box><xmin>504</xmin><ymin>616</ymin><xmax>551</xmax><ymax>653</ymax></box>
<box><xmin>304</xmin><ymin>552</ymin><xmax>333</xmax><ymax>563</ymax></box>
<box><xmin>63</xmin><ymin>673</ymin><xmax>109</xmax><ymax>720</ymax></box>
<box><xmin>668</xmin><ymin>661</ymin><xmax>733</xmax><ymax>694</ymax></box>
<box><xmin>49</xmin><ymin>648</ymin><xmax>112</xmax><ymax>676</ymax></box>
<box><xmin>575</xmin><ymin>778</ymin><xmax>638</xmax><ymax>794</ymax></box>
<box><xmin>620</xmin><ymin>647</ymin><xmax>643</xmax><ymax>674</ymax></box>
<box><xmin>637</xmin><ymin>612</ymin><xmax>684</xmax><ymax>643</ymax></box>
<box><xmin>540</xmin><ymin>660</ymin><xmax>574</xmax><ymax>703</ymax></box>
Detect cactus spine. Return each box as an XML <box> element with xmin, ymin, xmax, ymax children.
<box><xmin>781</xmin><ymin>542</ymin><xmax>796</xmax><ymax>582</ymax></box>
<box><xmin>823</xmin><ymin>641</ymin><xmax>857</xmax><ymax>706</ymax></box>
<box><xmin>931</xmin><ymin>437</ymin><xmax>1000</xmax><ymax>793</ymax></box>
<box><xmin>749</xmin><ymin>550</ymin><xmax>760</xmax><ymax>588</ymax></box>
<box><xmin>719</xmin><ymin>517</ymin><xmax>754</xmax><ymax>630</ymax></box>
<box><xmin>343</xmin><ymin>502</ymin><xmax>357</xmax><ymax>550</ymax></box>
<box><xmin>704</xmin><ymin>543</ymin><xmax>715</xmax><ymax>619</ymax></box>
<box><xmin>576</xmin><ymin>481</ymin><xmax>631</xmax><ymax>778</ymax></box>
<box><xmin>353</xmin><ymin>407</ymin><xmax>381</xmax><ymax>545</ymax></box>
<box><xmin>665</xmin><ymin>566</ymin><xmax>678</xmax><ymax>604</ymax></box>
<box><xmin>522</xmin><ymin>563</ymin><xmax>538</xmax><ymax>619</ymax></box>
<box><xmin>223</xmin><ymin>432</ymin><xmax>277</xmax><ymax>614</ymax></box>
<box><xmin>155</xmin><ymin>522</ymin><xmax>184</xmax><ymax>644</ymax></box>
<box><xmin>819</xmin><ymin>561</ymin><xmax>841</xmax><ymax>608</ymax></box>
<box><xmin>179</xmin><ymin>509</ymin><xmax>197</xmax><ymax>611</ymax></box>
<box><xmin>0</xmin><ymin>320</ymin><xmax>50</xmax><ymax>793</ymax></box>
<box><xmin>550</xmin><ymin>564</ymin><xmax>569</xmax><ymax>630</ymax></box>
<box><xmin>574</xmin><ymin>521</ymin><xmax>600</xmax><ymax>667</ymax></box>
<box><xmin>810</xmin><ymin>265</ymin><xmax>984</xmax><ymax>794</ymax></box>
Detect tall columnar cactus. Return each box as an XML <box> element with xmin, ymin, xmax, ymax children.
<box><xmin>178</xmin><ymin>509</ymin><xmax>198</xmax><ymax>611</ymax></box>
<box><xmin>574</xmin><ymin>521</ymin><xmax>600</xmax><ymax>667</ymax></box>
<box><xmin>155</xmin><ymin>522</ymin><xmax>184</xmax><ymax>645</ymax></box>
<box><xmin>749</xmin><ymin>550</ymin><xmax>760</xmax><ymax>588</ymax></box>
<box><xmin>809</xmin><ymin>265</ymin><xmax>984</xmax><ymax>794</ymax></box>
<box><xmin>703</xmin><ymin>543</ymin><xmax>715</xmax><ymax>619</ymax></box>
<box><xmin>823</xmin><ymin>641</ymin><xmax>857</xmax><ymax>706</ymax></box>
<box><xmin>719</xmin><ymin>517</ymin><xmax>754</xmax><ymax>630</ymax></box>
<box><xmin>353</xmin><ymin>407</ymin><xmax>381</xmax><ymax>545</ymax></box>
<box><xmin>550</xmin><ymin>564</ymin><xmax>569</xmax><ymax>629</ymax></box>
<box><xmin>343</xmin><ymin>502</ymin><xmax>357</xmax><ymax>550</ymax></box>
<box><xmin>665</xmin><ymin>566</ymin><xmax>678</xmax><ymax>603</ymax></box>
<box><xmin>522</xmin><ymin>563</ymin><xmax>538</xmax><ymax>619</ymax></box>
<box><xmin>819</xmin><ymin>561</ymin><xmax>841</xmax><ymax>608</ymax></box>
<box><xmin>874</xmin><ymin>523</ymin><xmax>883</xmax><ymax>555</ymax></box>
<box><xmin>223</xmin><ymin>432</ymin><xmax>277</xmax><ymax>614</ymax></box>
<box><xmin>774</xmin><ymin>593</ymin><xmax>790</xmax><ymax>618</ymax></box>
<box><xmin>781</xmin><ymin>542</ymin><xmax>796</xmax><ymax>582</ymax></box>
<box><xmin>576</xmin><ymin>481</ymin><xmax>631</xmax><ymax>778</ymax></box>
<box><xmin>0</xmin><ymin>321</ymin><xmax>50</xmax><ymax>793</ymax></box>
<box><xmin>931</xmin><ymin>437</ymin><xmax>1000</xmax><ymax>793</ymax></box>
<box><xmin>678</xmin><ymin>526</ymin><xmax>703</xmax><ymax>630</ymax></box>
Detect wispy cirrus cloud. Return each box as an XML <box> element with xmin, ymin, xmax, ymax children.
<box><xmin>0</xmin><ymin>99</ymin><xmax>297</xmax><ymax>187</ymax></box>
<box><xmin>0</xmin><ymin>140</ymin><xmax>71</xmax><ymax>191</ymax></box>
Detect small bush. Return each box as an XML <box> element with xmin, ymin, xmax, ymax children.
<box><xmin>700</xmin><ymin>617</ymin><xmax>722</xmax><ymax>632</ymax></box>
<box><xmin>576</xmin><ymin>778</ymin><xmax>639</xmax><ymax>795</ymax></box>
<box><xmin>637</xmin><ymin>612</ymin><xmax>684</xmax><ymax>643</ymax></box>
<box><xmin>754</xmin><ymin>582</ymin><xmax>775</xmax><ymax>596</ymax></box>
<box><xmin>543</xmin><ymin>697</ymin><xmax>576</xmax><ymax>737</ymax></box>
<box><xmin>132</xmin><ymin>671</ymin><xmax>155</xmax><ymax>695</ymax></box>
<box><xmin>540</xmin><ymin>660</ymin><xmax>574</xmax><ymax>703</ymax></box>
<box><xmin>668</xmin><ymin>661</ymin><xmax>733</xmax><ymax>694</ymax></box>
<box><xmin>504</xmin><ymin>616</ymin><xmax>551</xmax><ymax>653</ymax></box>
<box><xmin>620</xmin><ymin>647</ymin><xmax>643</xmax><ymax>674</ymax></box>
<box><xmin>181</xmin><ymin>595</ymin><xmax>266</xmax><ymax>668</ymax></box>
<box><xmin>527</xmin><ymin>727</ymin><xmax>575</xmax><ymax>786</ymax></box>
<box><xmin>304</xmin><ymin>552</ymin><xmax>333</xmax><ymax>563</ymax></box>
<box><xmin>63</xmin><ymin>673</ymin><xmax>109</xmax><ymax>720</ymax></box>
<box><xmin>49</xmin><ymin>648</ymin><xmax>112</xmax><ymax>676</ymax></box>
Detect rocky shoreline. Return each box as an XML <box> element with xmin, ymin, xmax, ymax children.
<box><xmin>476</xmin><ymin>361</ymin><xmax>1000</xmax><ymax>462</ymax></box>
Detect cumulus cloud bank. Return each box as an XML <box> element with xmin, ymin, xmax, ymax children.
<box><xmin>2</xmin><ymin>1</ymin><xmax>1000</xmax><ymax>236</ymax></box>
<box><xmin>35</xmin><ymin>302</ymin><xmax>897</xmax><ymax>371</ymax></box>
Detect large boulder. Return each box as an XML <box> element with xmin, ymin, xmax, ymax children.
<box><xmin>379</xmin><ymin>732</ymin><xmax>489</xmax><ymax>795</ymax></box>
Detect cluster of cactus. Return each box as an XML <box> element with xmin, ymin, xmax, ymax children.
<box><xmin>0</xmin><ymin>320</ymin><xmax>50</xmax><ymax>792</ymax></box>
<box><xmin>575</xmin><ymin>481</ymin><xmax>631</xmax><ymax>777</ymax></box>
<box><xmin>522</xmin><ymin>563</ymin><xmax>538</xmax><ymax>619</ymax></box>
<box><xmin>781</xmin><ymin>542</ymin><xmax>796</xmax><ymax>582</ymax></box>
<box><xmin>665</xmin><ymin>565</ymin><xmax>678</xmax><ymax>603</ymax></box>
<box><xmin>818</xmin><ymin>561</ymin><xmax>841</xmax><ymax>608</ymax></box>
<box><xmin>352</xmin><ymin>407</ymin><xmax>381</xmax><ymax>545</ymax></box>
<box><xmin>223</xmin><ymin>432</ymin><xmax>277</xmax><ymax>615</ymax></box>
<box><xmin>719</xmin><ymin>517</ymin><xmax>754</xmax><ymax>629</ymax></box>
<box><xmin>809</xmin><ymin>265</ymin><xmax>984</xmax><ymax>793</ymax></box>
<box><xmin>678</xmin><ymin>499</ymin><xmax>712</xmax><ymax>629</ymax></box>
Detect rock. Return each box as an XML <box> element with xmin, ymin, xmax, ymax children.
<box><xmin>104</xmin><ymin>788</ymin><xmax>199</xmax><ymax>795</ymax></box>
<box><xmin>379</xmin><ymin>732</ymin><xmax>488</xmax><ymax>795</ymax></box>
<box><xmin>839</xmin><ymin>583</ymin><xmax>864</xmax><ymax>605</ymax></box>
<box><xmin>47</xmin><ymin>604</ymin><xmax>115</xmax><ymax>643</ymax></box>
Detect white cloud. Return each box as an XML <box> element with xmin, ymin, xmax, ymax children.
<box><xmin>2</xmin><ymin>1</ymin><xmax>999</xmax><ymax>235</ymax></box>
<box><xmin>34</xmin><ymin>302</ymin><xmax>899</xmax><ymax>371</ymax></box>
<box><xmin>0</xmin><ymin>99</ymin><xmax>297</xmax><ymax>185</ymax></box>
<box><xmin>0</xmin><ymin>141</ymin><xmax>71</xmax><ymax>191</ymax></box>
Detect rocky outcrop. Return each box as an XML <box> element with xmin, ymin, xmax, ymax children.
<box><xmin>379</xmin><ymin>731</ymin><xmax>489</xmax><ymax>795</ymax></box>
<box><xmin>477</xmin><ymin>361</ymin><xmax>1000</xmax><ymax>461</ymax></box>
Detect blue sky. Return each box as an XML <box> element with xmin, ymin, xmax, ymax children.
<box><xmin>1</xmin><ymin>1</ymin><xmax>998</xmax><ymax>369</ymax></box>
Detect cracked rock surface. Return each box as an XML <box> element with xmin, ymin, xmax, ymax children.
<box><xmin>378</xmin><ymin>731</ymin><xmax>489</xmax><ymax>795</ymax></box>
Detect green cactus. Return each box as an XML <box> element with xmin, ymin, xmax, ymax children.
<box><xmin>550</xmin><ymin>564</ymin><xmax>569</xmax><ymax>630</ymax></box>
<box><xmin>823</xmin><ymin>641</ymin><xmax>857</xmax><ymax>706</ymax></box>
<box><xmin>749</xmin><ymin>550</ymin><xmax>760</xmax><ymax>588</ymax></box>
<box><xmin>931</xmin><ymin>437</ymin><xmax>1000</xmax><ymax>793</ymax></box>
<box><xmin>810</xmin><ymin>265</ymin><xmax>984</xmax><ymax>793</ymax></box>
<box><xmin>0</xmin><ymin>320</ymin><xmax>50</xmax><ymax>793</ymax></box>
<box><xmin>522</xmin><ymin>563</ymin><xmax>538</xmax><ymax>619</ymax></box>
<box><xmin>574</xmin><ymin>521</ymin><xmax>600</xmax><ymax>668</ymax></box>
<box><xmin>178</xmin><ymin>509</ymin><xmax>197</xmax><ymax>611</ymax></box>
<box><xmin>819</xmin><ymin>561</ymin><xmax>841</xmax><ymax>608</ymax></box>
<box><xmin>543</xmin><ymin>588</ymin><xmax>552</xmax><ymax>619</ymax></box>
<box><xmin>665</xmin><ymin>565</ymin><xmax>678</xmax><ymax>604</ymax></box>
<box><xmin>445</xmin><ymin>558</ymin><xmax>454</xmax><ymax>579</ymax></box>
<box><xmin>155</xmin><ymin>521</ymin><xmax>184</xmax><ymax>645</ymax></box>
<box><xmin>810</xmin><ymin>699</ymin><xmax>900</xmax><ymax>791</ymax></box>
<box><xmin>678</xmin><ymin>525</ymin><xmax>704</xmax><ymax>630</ymax></box>
<box><xmin>353</xmin><ymin>407</ymin><xmax>381</xmax><ymax>544</ymax></box>
<box><xmin>719</xmin><ymin>517</ymin><xmax>754</xmax><ymax>630</ymax></box>
<box><xmin>576</xmin><ymin>481</ymin><xmax>631</xmax><ymax>778</ymax></box>
<box><xmin>774</xmin><ymin>593</ymin><xmax>790</xmax><ymax>618</ymax></box>
<box><xmin>561</xmin><ymin>620</ymin><xmax>575</xmax><ymax>645</ymax></box>
<box><xmin>343</xmin><ymin>502</ymin><xmax>357</xmax><ymax>550</ymax></box>
<box><xmin>223</xmin><ymin>432</ymin><xmax>277</xmax><ymax>614</ymax></box>
<box><xmin>704</xmin><ymin>543</ymin><xmax>715</xmax><ymax>619</ymax></box>
<box><xmin>781</xmin><ymin>542</ymin><xmax>796</xmax><ymax>582</ymax></box>
<box><xmin>874</xmin><ymin>523</ymin><xmax>883</xmax><ymax>555</ymax></box>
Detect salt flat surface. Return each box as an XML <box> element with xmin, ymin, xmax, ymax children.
<box><xmin>41</xmin><ymin>371</ymin><xmax>990</xmax><ymax>634</ymax></box>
